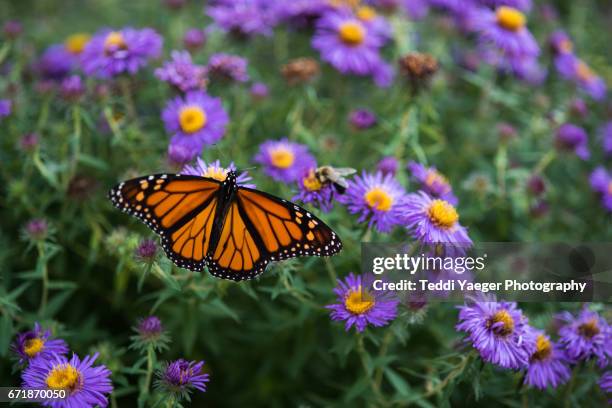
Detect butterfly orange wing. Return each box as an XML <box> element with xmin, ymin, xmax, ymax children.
<box><xmin>205</xmin><ymin>188</ymin><xmax>342</xmax><ymax>280</ymax></box>
<box><xmin>109</xmin><ymin>174</ymin><xmax>221</xmax><ymax>271</ymax></box>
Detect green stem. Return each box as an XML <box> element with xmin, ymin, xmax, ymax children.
<box><xmin>356</xmin><ymin>334</ymin><xmax>384</xmax><ymax>403</ymax></box>
<box><xmin>495</xmin><ymin>144</ymin><xmax>508</xmax><ymax>199</ymax></box>
<box><xmin>140</xmin><ymin>345</ymin><xmax>155</xmax><ymax>408</ymax></box>
<box><xmin>37</xmin><ymin>243</ymin><xmax>49</xmax><ymax>315</ymax></box>
<box><xmin>68</xmin><ymin>104</ymin><xmax>82</xmax><ymax>188</ymax></box>
<box><xmin>324</xmin><ymin>258</ymin><xmax>337</xmax><ymax>286</ymax></box>
<box><xmin>533</xmin><ymin>149</ymin><xmax>556</xmax><ymax>175</ymax></box>
<box><xmin>120</xmin><ymin>77</ymin><xmax>137</xmax><ymax>121</ymax></box>
<box><xmin>373</xmin><ymin>330</ymin><xmax>395</xmax><ymax>390</ymax></box>
<box><xmin>36</xmin><ymin>96</ymin><xmax>51</xmax><ymax>132</ymax></box>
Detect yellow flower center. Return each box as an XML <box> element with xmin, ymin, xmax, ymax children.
<box><xmin>269</xmin><ymin>148</ymin><xmax>295</xmax><ymax>169</ymax></box>
<box><xmin>578</xmin><ymin>318</ymin><xmax>600</xmax><ymax>338</ymax></box>
<box><xmin>104</xmin><ymin>31</ymin><xmax>127</xmax><ymax>51</ymax></box>
<box><xmin>303</xmin><ymin>169</ymin><xmax>322</xmax><ymax>191</ymax></box>
<box><xmin>23</xmin><ymin>338</ymin><xmax>45</xmax><ymax>357</ymax></box>
<box><xmin>357</xmin><ymin>6</ymin><xmax>377</xmax><ymax>22</ymax></box>
<box><xmin>46</xmin><ymin>363</ymin><xmax>80</xmax><ymax>391</ymax></box>
<box><xmin>532</xmin><ymin>334</ymin><xmax>552</xmax><ymax>361</ymax></box>
<box><xmin>427</xmin><ymin>199</ymin><xmax>458</xmax><ymax>229</ymax></box>
<box><xmin>364</xmin><ymin>187</ymin><xmax>393</xmax><ymax>211</ymax></box>
<box><xmin>495</xmin><ymin>6</ymin><xmax>526</xmax><ymax>32</ymax></box>
<box><xmin>202</xmin><ymin>166</ymin><xmax>228</xmax><ymax>182</ymax></box>
<box><xmin>179</xmin><ymin>106</ymin><xmax>207</xmax><ymax>134</ymax></box>
<box><xmin>65</xmin><ymin>33</ymin><xmax>90</xmax><ymax>54</ymax></box>
<box><xmin>338</xmin><ymin>21</ymin><xmax>366</xmax><ymax>45</ymax></box>
<box><xmin>344</xmin><ymin>287</ymin><xmax>375</xmax><ymax>315</ymax></box>
<box><xmin>487</xmin><ymin>309</ymin><xmax>515</xmax><ymax>336</ymax></box>
<box><xmin>576</xmin><ymin>61</ymin><xmax>595</xmax><ymax>82</ymax></box>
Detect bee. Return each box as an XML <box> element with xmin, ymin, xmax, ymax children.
<box><xmin>314</xmin><ymin>166</ymin><xmax>356</xmax><ymax>193</ymax></box>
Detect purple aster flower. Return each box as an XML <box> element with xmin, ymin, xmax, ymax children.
<box><xmin>59</xmin><ymin>75</ymin><xmax>85</xmax><ymax>101</ymax></box>
<box><xmin>0</xmin><ymin>99</ymin><xmax>11</xmax><ymax>120</ymax></box>
<box><xmin>590</xmin><ymin>167</ymin><xmax>612</xmax><ymax>212</ymax></box>
<box><xmin>554</xmin><ymin>123</ymin><xmax>590</xmax><ymax>160</ymax></box>
<box><xmin>472</xmin><ymin>6</ymin><xmax>539</xmax><ymax>72</ymax></box>
<box><xmin>155</xmin><ymin>359</ymin><xmax>209</xmax><ymax>399</ymax></box>
<box><xmin>22</xmin><ymin>352</ymin><xmax>113</xmax><ymax>408</ymax></box>
<box><xmin>131</xmin><ymin>315</ymin><xmax>170</xmax><ymax>352</ymax></box>
<box><xmin>162</xmin><ymin>91</ymin><xmax>229</xmax><ymax>159</ymax></box>
<box><xmin>36</xmin><ymin>45</ymin><xmax>74</xmax><ymax>80</ymax></box>
<box><xmin>254</xmin><ymin>138</ymin><xmax>316</xmax><ymax>183</ymax></box>
<box><xmin>349</xmin><ymin>108</ymin><xmax>377</xmax><ymax>130</ymax></box>
<box><xmin>600</xmin><ymin>371</ymin><xmax>612</xmax><ymax>400</ymax></box>
<box><xmin>11</xmin><ymin>323</ymin><xmax>68</xmax><ymax>365</ymax></box>
<box><xmin>292</xmin><ymin>168</ymin><xmax>335</xmax><ymax>212</ymax></box>
<box><xmin>407</xmin><ymin>161</ymin><xmax>458</xmax><ymax>205</ymax></box>
<box><xmin>155</xmin><ymin>51</ymin><xmax>207</xmax><ymax>92</ymax></box>
<box><xmin>524</xmin><ymin>330</ymin><xmax>571</xmax><ymax>390</ymax></box>
<box><xmin>137</xmin><ymin>316</ymin><xmax>163</xmax><ymax>338</ymax></box>
<box><xmin>181</xmin><ymin>158</ymin><xmax>255</xmax><ymax>188</ymax></box>
<box><xmin>376</xmin><ymin>156</ymin><xmax>399</xmax><ymax>176</ymax></box>
<box><xmin>337</xmin><ymin>171</ymin><xmax>407</xmax><ymax>233</ymax></box>
<box><xmin>548</xmin><ymin>30</ymin><xmax>573</xmax><ymax>55</ymax></box>
<box><xmin>602</xmin><ymin>121</ymin><xmax>612</xmax><ymax>157</ymax></box>
<box><xmin>326</xmin><ymin>273</ymin><xmax>399</xmax><ymax>332</ymax></box>
<box><xmin>183</xmin><ymin>28</ymin><xmax>207</xmax><ymax>51</ymax></box>
<box><xmin>206</xmin><ymin>53</ymin><xmax>249</xmax><ymax>82</ymax></box>
<box><xmin>355</xmin><ymin>6</ymin><xmax>393</xmax><ymax>43</ymax></box>
<box><xmin>275</xmin><ymin>0</ymin><xmax>330</xmax><ymax>27</ymax></box>
<box><xmin>207</xmin><ymin>0</ymin><xmax>278</xmax><ymax>37</ymax></box>
<box><xmin>81</xmin><ymin>27</ymin><xmax>162</xmax><ymax>78</ymax></box>
<box><xmin>403</xmin><ymin>191</ymin><xmax>471</xmax><ymax>248</ymax></box>
<box><xmin>312</xmin><ymin>8</ymin><xmax>393</xmax><ymax>87</ymax></box>
<box><xmin>555</xmin><ymin>54</ymin><xmax>607</xmax><ymax>101</ymax></box>
<box><xmin>558</xmin><ymin>307</ymin><xmax>610</xmax><ymax>367</ymax></box>
<box><xmin>135</xmin><ymin>238</ymin><xmax>158</xmax><ymax>262</ymax></box>
<box><xmin>456</xmin><ymin>295</ymin><xmax>536</xmax><ymax>369</ymax></box>
<box><xmin>250</xmin><ymin>82</ymin><xmax>269</xmax><ymax>101</ymax></box>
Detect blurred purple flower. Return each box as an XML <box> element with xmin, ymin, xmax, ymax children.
<box><xmin>11</xmin><ymin>323</ymin><xmax>68</xmax><ymax>365</ymax></box>
<box><xmin>167</xmin><ymin>143</ymin><xmax>193</xmax><ymax>167</ymax></box>
<box><xmin>589</xmin><ymin>168</ymin><xmax>612</xmax><ymax>211</ymax></box>
<box><xmin>182</xmin><ymin>158</ymin><xmax>255</xmax><ymax>188</ymax></box>
<box><xmin>337</xmin><ymin>171</ymin><xmax>407</xmax><ymax>233</ymax></box>
<box><xmin>403</xmin><ymin>0</ymin><xmax>429</xmax><ymax>20</ymax></box>
<box><xmin>22</xmin><ymin>353</ymin><xmax>113</xmax><ymax>407</ymax></box>
<box><xmin>18</xmin><ymin>133</ymin><xmax>39</xmax><ymax>152</ymax></box>
<box><xmin>407</xmin><ymin>161</ymin><xmax>457</xmax><ymax>205</ymax></box>
<box><xmin>60</xmin><ymin>75</ymin><xmax>85</xmax><ymax>101</ymax></box>
<box><xmin>456</xmin><ymin>295</ymin><xmax>536</xmax><ymax>369</ymax></box>
<box><xmin>250</xmin><ymin>82</ymin><xmax>269</xmax><ymax>100</ymax></box>
<box><xmin>135</xmin><ymin>239</ymin><xmax>158</xmax><ymax>262</ymax></box>
<box><xmin>292</xmin><ymin>168</ymin><xmax>335</xmax><ymax>212</ymax></box>
<box><xmin>477</xmin><ymin>0</ymin><xmax>532</xmax><ymax>12</ymax></box>
<box><xmin>554</xmin><ymin>123</ymin><xmax>590</xmax><ymax>160</ymax></box>
<box><xmin>207</xmin><ymin>0</ymin><xmax>278</xmax><ymax>37</ymax></box>
<box><xmin>183</xmin><ymin>28</ymin><xmax>207</xmax><ymax>51</ymax></box>
<box><xmin>569</xmin><ymin>98</ymin><xmax>588</xmax><ymax>118</ymax></box>
<box><xmin>0</xmin><ymin>99</ymin><xmax>11</xmax><ymax>120</ymax></box>
<box><xmin>207</xmin><ymin>53</ymin><xmax>249</xmax><ymax>82</ymax></box>
<box><xmin>254</xmin><ymin>138</ymin><xmax>315</xmax><ymax>183</ymax></box>
<box><xmin>555</xmin><ymin>54</ymin><xmax>607</xmax><ymax>100</ymax></box>
<box><xmin>155</xmin><ymin>359</ymin><xmax>209</xmax><ymax>398</ymax></box>
<box><xmin>326</xmin><ymin>273</ymin><xmax>399</xmax><ymax>332</ymax></box>
<box><xmin>312</xmin><ymin>8</ymin><xmax>393</xmax><ymax>87</ymax></box>
<box><xmin>601</xmin><ymin>121</ymin><xmax>612</xmax><ymax>157</ymax></box>
<box><xmin>24</xmin><ymin>218</ymin><xmax>49</xmax><ymax>241</ymax></box>
<box><xmin>155</xmin><ymin>51</ymin><xmax>207</xmax><ymax>93</ymax></box>
<box><xmin>548</xmin><ymin>30</ymin><xmax>573</xmax><ymax>55</ymax></box>
<box><xmin>376</xmin><ymin>156</ymin><xmax>398</xmax><ymax>176</ymax></box>
<box><xmin>36</xmin><ymin>45</ymin><xmax>75</xmax><ymax>80</ymax></box>
<box><xmin>558</xmin><ymin>307</ymin><xmax>610</xmax><ymax>367</ymax></box>
<box><xmin>526</xmin><ymin>174</ymin><xmax>546</xmax><ymax>196</ymax></box>
<box><xmin>81</xmin><ymin>27</ymin><xmax>162</xmax><ymax>78</ymax></box>
<box><xmin>136</xmin><ymin>316</ymin><xmax>164</xmax><ymax>339</ymax></box>
<box><xmin>162</xmin><ymin>91</ymin><xmax>229</xmax><ymax>159</ymax></box>
<box><xmin>600</xmin><ymin>371</ymin><xmax>612</xmax><ymax>400</ymax></box>
<box><xmin>275</xmin><ymin>0</ymin><xmax>330</xmax><ymax>27</ymax></box>
<box><xmin>524</xmin><ymin>330</ymin><xmax>571</xmax><ymax>390</ymax></box>
<box><xmin>349</xmin><ymin>108</ymin><xmax>377</xmax><ymax>130</ymax></box>
<box><xmin>3</xmin><ymin>20</ymin><xmax>22</xmax><ymax>39</ymax></box>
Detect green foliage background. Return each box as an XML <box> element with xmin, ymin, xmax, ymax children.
<box><xmin>0</xmin><ymin>0</ymin><xmax>611</xmax><ymax>406</ymax></box>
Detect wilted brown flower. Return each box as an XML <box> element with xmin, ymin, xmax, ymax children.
<box><xmin>398</xmin><ymin>52</ymin><xmax>439</xmax><ymax>85</ymax></box>
<box><xmin>281</xmin><ymin>58</ymin><xmax>320</xmax><ymax>85</ymax></box>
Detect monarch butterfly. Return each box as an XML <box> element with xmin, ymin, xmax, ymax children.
<box><xmin>108</xmin><ymin>171</ymin><xmax>342</xmax><ymax>281</ymax></box>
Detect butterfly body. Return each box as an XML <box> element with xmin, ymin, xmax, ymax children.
<box><xmin>109</xmin><ymin>171</ymin><xmax>342</xmax><ymax>281</ymax></box>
